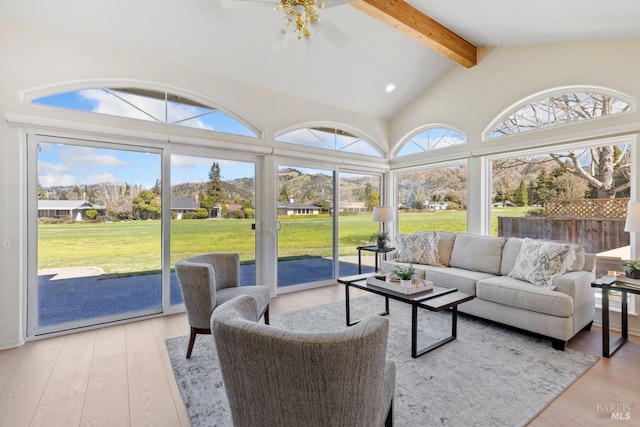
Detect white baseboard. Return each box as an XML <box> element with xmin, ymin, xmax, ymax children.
<box><xmin>0</xmin><ymin>337</ymin><xmax>25</xmax><ymax>350</ymax></box>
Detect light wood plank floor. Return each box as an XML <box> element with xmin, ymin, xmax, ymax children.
<box><xmin>0</xmin><ymin>284</ymin><xmax>638</xmax><ymax>426</ymax></box>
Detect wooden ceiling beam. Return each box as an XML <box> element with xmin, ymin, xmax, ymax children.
<box><xmin>351</xmin><ymin>0</ymin><xmax>477</xmax><ymax>68</ymax></box>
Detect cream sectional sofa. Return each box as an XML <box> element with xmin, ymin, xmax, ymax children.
<box><xmin>380</xmin><ymin>232</ymin><xmax>596</xmax><ymax>350</ymax></box>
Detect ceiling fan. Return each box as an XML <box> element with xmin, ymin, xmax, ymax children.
<box><xmin>220</xmin><ymin>0</ymin><xmax>352</xmax><ymax>49</ymax></box>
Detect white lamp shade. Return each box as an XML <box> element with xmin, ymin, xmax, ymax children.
<box><xmin>372</xmin><ymin>206</ymin><xmax>393</xmax><ymax>222</ymax></box>
<box><xmin>625</xmin><ymin>201</ymin><xmax>640</xmax><ymax>232</ymax></box>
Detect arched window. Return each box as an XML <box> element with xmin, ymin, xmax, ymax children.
<box><xmin>396</xmin><ymin>127</ymin><xmax>467</xmax><ymax>157</ymax></box>
<box><xmin>488</xmin><ymin>91</ymin><xmax>631</xmax><ymax>139</ymax></box>
<box><xmin>32</xmin><ymin>87</ymin><xmax>258</xmax><ymax>137</ymax></box>
<box><xmin>276</xmin><ymin>126</ymin><xmax>382</xmax><ymax>157</ymax></box>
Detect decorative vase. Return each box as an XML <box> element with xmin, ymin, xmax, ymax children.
<box><xmin>625</xmin><ymin>269</ymin><xmax>640</xmax><ymax>279</ymax></box>
<box><xmin>377</xmin><ymin>240</ymin><xmax>385</xmax><ymax>249</ymax></box>
<box><xmin>400</xmin><ymin>279</ymin><xmax>412</xmax><ymax>288</ymax></box>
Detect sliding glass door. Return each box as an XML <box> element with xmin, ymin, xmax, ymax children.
<box><xmin>170</xmin><ymin>154</ymin><xmax>257</xmax><ymax>306</ymax></box>
<box><xmin>30</xmin><ymin>137</ymin><xmax>162</xmax><ymax>334</ymax></box>
<box><xmin>338</xmin><ymin>172</ymin><xmax>382</xmax><ymax>276</ymax></box>
<box><xmin>276</xmin><ymin>165</ymin><xmax>334</xmax><ymax>288</ymax></box>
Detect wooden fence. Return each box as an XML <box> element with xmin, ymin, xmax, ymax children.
<box><xmin>498</xmin><ymin>217</ymin><xmax>628</xmax><ymax>254</ymax></box>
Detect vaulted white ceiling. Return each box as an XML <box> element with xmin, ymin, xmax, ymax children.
<box><xmin>2</xmin><ymin>0</ymin><xmax>640</xmax><ymax>119</ymax></box>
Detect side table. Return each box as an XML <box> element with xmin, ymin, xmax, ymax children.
<box><xmin>591</xmin><ymin>276</ymin><xmax>640</xmax><ymax>357</ymax></box>
<box><xmin>356</xmin><ymin>245</ymin><xmax>395</xmax><ymax>274</ymax></box>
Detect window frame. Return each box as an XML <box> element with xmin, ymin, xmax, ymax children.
<box><xmin>393</xmin><ymin>124</ymin><xmax>468</xmax><ymax>158</ymax></box>
<box><xmin>24</xmin><ymin>81</ymin><xmax>264</xmax><ymax>139</ymax></box>
<box><xmin>275</xmin><ymin>123</ymin><xmax>385</xmax><ymax>158</ymax></box>
<box><xmin>483</xmin><ymin>86</ymin><xmax>635</xmax><ymax>141</ymax></box>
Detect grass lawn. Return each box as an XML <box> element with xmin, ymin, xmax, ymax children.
<box><xmin>38</xmin><ymin>207</ymin><xmax>530</xmax><ymax>274</ymax></box>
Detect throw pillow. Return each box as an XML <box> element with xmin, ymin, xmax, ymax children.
<box><xmin>567</xmin><ymin>244</ymin><xmax>586</xmax><ymax>271</ymax></box>
<box><xmin>509</xmin><ymin>238</ymin><xmax>573</xmax><ymax>290</ymax></box>
<box><xmin>415</xmin><ymin>231</ymin><xmax>441</xmax><ymax>265</ymax></box>
<box><xmin>395</xmin><ymin>232</ymin><xmax>441</xmax><ymax>265</ymax></box>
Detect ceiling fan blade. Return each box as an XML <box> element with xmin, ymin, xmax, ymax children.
<box><xmin>319</xmin><ymin>16</ymin><xmax>350</xmax><ymax>48</ymax></box>
<box><xmin>220</xmin><ymin>0</ymin><xmax>276</xmax><ymax>9</ymax></box>
<box><xmin>324</xmin><ymin>0</ymin><xmax>354</xmax><ymax>9</ymax></box>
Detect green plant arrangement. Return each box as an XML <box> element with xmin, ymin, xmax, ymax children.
<box><xmin>393</xmin><ymin>264</ymin><xmax>416</xmax><ymax>281</ymax></box>
<box><xmin>622</xmin><ymin>259</ymin><xmax>640</xmax><ymax>279</ymax></box>
<box><xmin>370</xmin><ymin>231</ymin><xmax>389</xmax><ymax>248</ymax></box>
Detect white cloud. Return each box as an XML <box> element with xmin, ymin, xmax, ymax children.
<box><xmin>39</xmin><ymin>161</ymin><xmax>70</xmax><ymax>175</ymax></box>
<box><xmin>79</xmin><ymin>89</ymin><xmax>162</xmax><ymax>122</ymax></box>
<box><xmin>86</xmin><ymin>172</ymin><xmax>120</xmax><ymax>185</ymax></box>
<box><xmin>39</xmin><ymin>174</ymin><xmax>77</xmax><ymax>187</ymax></box>
<box><xmin>79</xmin><ymin>89</ymin><xmax>215</xmax><ymax>130</ymax></box>
<box><xmin>59</xmin><ymin>146</ymin><xmax>128</xmax><ymax>167</ymax></box>
<box><xmin>171</xmin><ymin>155</ymin><xmax>213</xmax><ymax>168</ymax></box>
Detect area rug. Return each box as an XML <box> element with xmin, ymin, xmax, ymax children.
<box><xmin>166</xmin><ymin>296</ymin><xmax>598</xmax><ymax>426</ymax></box>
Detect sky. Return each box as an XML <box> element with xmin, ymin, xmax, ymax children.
<box><xmin>38</xmin><ymin>143</ymin><xmax>255</xmax><ymax>189</ymax></box>
<box><xmin>35</xmin><ymin>89</ymin><xmax>256</xmax><ymax>189</ymax></box>
<box><xmin>34</xmin><ymin>88</ymin><xmax>255</xmax><ymax>137</ymax></box>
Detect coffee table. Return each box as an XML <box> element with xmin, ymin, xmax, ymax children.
<box><xmin>338</xmin><ymin>273</ymin><xmax>474</xmax><ymax>358</ymax></box>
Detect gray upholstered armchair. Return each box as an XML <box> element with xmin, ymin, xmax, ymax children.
<box><xmin>211</xmin><ymin>295</ymin><xmax>395</xmax><ymax>427</ymax></box>
<box><xmin>175</xmin><ymin>253</ymin><xmax>269</xmax><ymax>358</ymax></box>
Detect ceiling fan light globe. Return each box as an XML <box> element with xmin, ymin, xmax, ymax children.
<box><xmin>293</xmin><ymin>4</ymin><xmax>306</xmax><ymax>16</ymax></box>
<box><xmin>303</xmin><ymin>34</ymin><xmax>316</xmax><ymax>50</ymax></box>
<box><xmin>308</xmin><ymin>18</ymin><xmax>322</xmax><ymax>35</ymax></box>
<box><xmin>281</xmin><ymin>16</ymin><xmax>295</xmax><ymax>32</ymax></box>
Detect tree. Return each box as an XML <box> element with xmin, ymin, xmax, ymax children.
<box><xmin>278</xmin><ymin>185</ymin><xmax>290</xmax><ymax>202</ymax></box>
<box><xmin>513</xmin><ymin>180</ymin><xmax>528</xmax><ymax>206</ymax></box>
<box><xmin>132</xmin><ymin>190</ymin><xmax>161</xmax><ymax>220</ymax></box>
<box><xmin>492</xmin><ymin>94</ymin><xmax>631</xmax><ymax>199</ymax></box>
<box><xmin>70</xmin><ymin>186</ymin><xmax>83</xmax><ymax>200</ymax></box>
<box><xmin>301</xmin><ymin>189</ymin><xmax>314</xmax><ymax>202</ymax></box>
<box><xmin>369</xmin><ymin>190</ymin><xmax>381</xmax><ymax>210</ymax></box>
<box><xmin>550</xmin><ymin>145</ymin><xmax>630</xmax><ymax>198</ymax></box>
<box><xmin>199</xmin><ymin>195</ymin><xmax>216</xmax><ymax>213</ymax></box>
<box><xmin>37</xmin><ymin>178</ymin><xmax>46</xmax><ymax>199</ymax></box>
<box><xmin>529</xmin><ymin>169</ymin><xmax>553</xmax><ymax>206</ymax></box>
<box><xmin>151</xmin><ymin>179</ymin><xmax>161</xmax><ymax>195</ymax></box>
<box><xmin>84</xmin><ymin>209</ymin><xmax>98</xmax><ymax>220</ymax></box>
<box><xmin>206</xmin><ymin>162</ymin><xmax>223</xmax><ymax>203</ymax></box>
<box><xmin>545</xmin><ymin>96</ymin><xmax>630</xmax><ymax>198</ymax></box>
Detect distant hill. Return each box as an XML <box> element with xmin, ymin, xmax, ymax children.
<box><xmin>45</xmin><ymin>168</ymin><xmax>379</xmax><ymax>205</ymax></box>
<box><xmin>41</xmin><ymin>162</ymin><xmax>560</xmax><ymax>208</ymax></box>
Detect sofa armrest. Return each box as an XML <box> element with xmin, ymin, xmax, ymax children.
<box><xmin>553</xmin><ymin>270</ymin><xmax>596</xmax><ymax>332</ymax></box>
<box><xmin>583</xmin><ymin>253</ymin><xmax>596</xmax><ymax>273</ymax></box>
<box><xmin>554</xmin><ymin>270</ymin><xmax>595</xmax><ymax>299</ymax></box>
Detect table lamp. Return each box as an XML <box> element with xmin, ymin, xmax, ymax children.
<box><xmin>624</xmin><ymin>201</ymin><xmax>640</xmax><ymax>233</ymax></box>
<box><xmin>372</xmin><ymin>206</ymin><xmax>393</xmax><ymax>235</ymax></box>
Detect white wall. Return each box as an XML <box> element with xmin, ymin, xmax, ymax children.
<box><xmin>392</xmin><ymin>40</ymin><xmax>640</xmax><ymax>146</ymax></box>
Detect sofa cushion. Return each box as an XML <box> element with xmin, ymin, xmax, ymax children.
<box><xmin>476</xmin><ymin>276</ymin><xmax>574</xmax><ymax>318</ymax></box>
<box><xmin>425</xmin><ymin>267</ymin><xmax>495</xmax><ymax>295</ymax></box>
<box><xmin>395</xmin><ymin>232</ymin><xmax>441</xmax><ymax>265</ymax></box>
<box><xmin>509</xmin><ymin>238</ymin><xmax>574</xmax><ymax>290</ymax></box>
<box><xmin>436</xmin><ymin>231</ymin><xmax>456</xmax><ymax>266</ymax></box>
<box><xmin>449</xmin><ymin>233</ymin><xmax>506</xmax><ymax>275</ymax></box>
<box><xmin>501</xmin><ymin>237</ymin><xmax>585</xmax><ymax>275</ymax></box>
<box><xmin>500</xmin><ymin>238</ymin><xmax>525</xmax><ymax>276</ymax></box>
